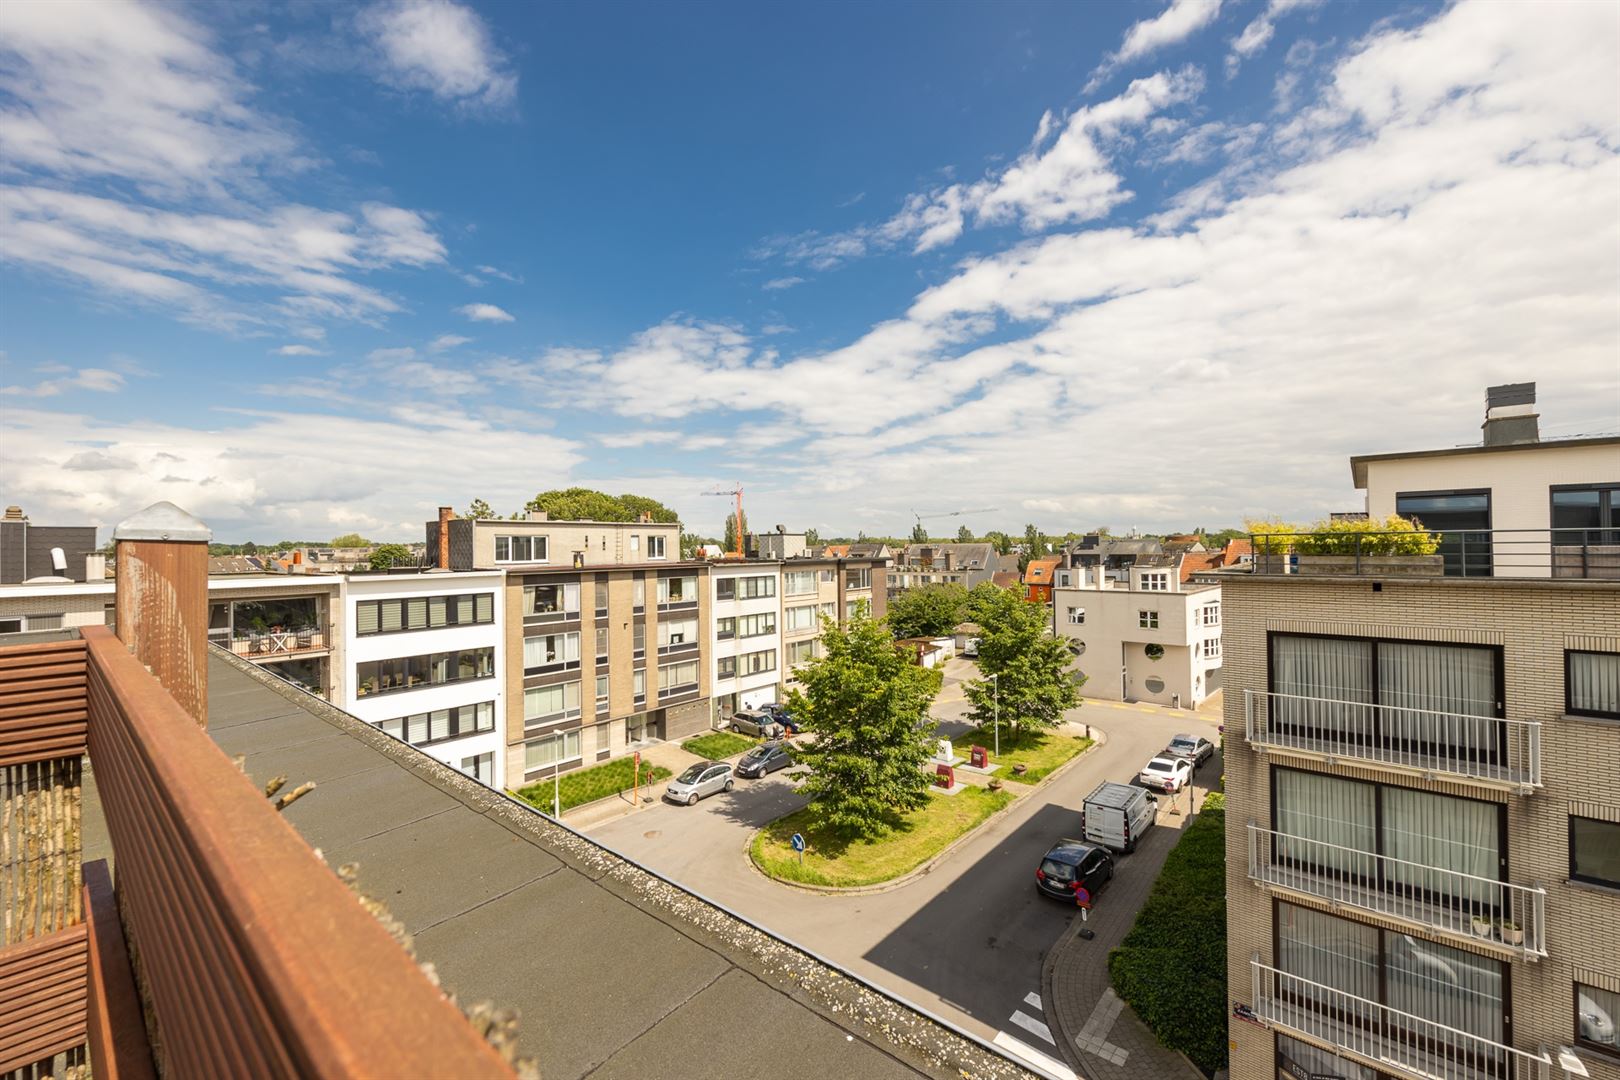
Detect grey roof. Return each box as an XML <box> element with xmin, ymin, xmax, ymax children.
<box><xmin>205</xmin><ymin>652</ymin><xmax>1032</xmax><ymax>1080</ymax></box>
<box><xmin>898</xmin><ymin>543</ymin><xmax>997</xmax><ymax>570</ymax></box>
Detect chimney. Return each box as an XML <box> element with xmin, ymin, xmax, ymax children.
<box><xmin>2</xmin><ymin>505</ymin><xmax>24</xmax><ymax>522</ymax></box>
<box><xmin>1482</xmin><ymin>383</ymin><xmax>1539</xmax><ymax>447</ymax></box>
<box><xmin>114</xmin><ymin>501</ymin><xmax>211</xmax><ymax>726</ymax></box>
<box><xmin>437</xmin><ymin>506</ymin><xmax>453</xmax><ymax>570</ymax></box>
<box><xmin>527</xmin><ymin>509</ymin><xmax>549</xmax><ymax>522</ymax></box>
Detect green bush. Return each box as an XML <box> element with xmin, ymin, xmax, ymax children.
<box><xmin>1247</xmin><ymin>514</ymin><xmax>1439</xmax><ymax>557</ymax></box>
<box><xmin>1108</xmin><ymin>807</ymin><xmax>1228</xmax><ymax>1076</ymax></box>
<box><xmin>515</xmin><ymin>757</ymin><xmax>672</xmax><ymax>815</ymax></box>
<box><xmin>682</xmin><ymin>731</ymin><xmax>759</xmax><ymax>760</ymax></box>
<box><xmin>1201</xmin><ymin>790</ymin><xmax>1225</xmax><ymax>811</ymax></box>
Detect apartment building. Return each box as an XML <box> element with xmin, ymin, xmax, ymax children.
<box><xmin>207</xmin><ymin>575</ymin><xmax>341</xmax><ymax>697</ymax></box>
<box><xmin>711</xmin><ymin>561</ymin><xmax>784</xmax><ymax>722</ymax></box>
<box><xmin>1226</xmin><ymin>387</ymin><xmax>1620</xmax><ymax>1080</ymax></box>
<box><xmin>782</xmin><ymin>561</ymin><xmax>840</xmax><ymax>687</ymax></box>
<box><xmin>341</xmin><ymin>570</ymin><xmax>505</xmax><ymax>787</ymax></box>
<box><xmin>1051</xmin><ymin>556</ymin><xmax>1223</xmax><ymax>709</ymax></box>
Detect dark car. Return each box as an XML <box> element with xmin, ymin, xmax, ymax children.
<box><xmin>735</xmin><ymin>741</ymin><xmax>794</xmax><ymax>778</ymax></box>
<box><xmin>730</xmin><ymin>710</ymin><xmax>784</xmax><ymax>738</ymax></box>
<box><xmin>1035</xmin><ymin>839</ymin><xmax>1113</xmax><ymax>903</ymax></box>
<box><xmin>1164</xmin><ymin>734</ymin><xmax>1215</xmax><ymax>768</ymax></box>
<box><xmin>762</xmin><ymin>702</ymin><xmax>803</xmax><ymax>734</ymax></box>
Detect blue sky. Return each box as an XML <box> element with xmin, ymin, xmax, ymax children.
<box><xmin>2</xmin><ymin>0</ymin><xmax>1617</xmax><ymax>542</ymax></box>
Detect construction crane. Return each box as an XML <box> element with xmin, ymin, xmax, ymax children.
<box><xmin>703</xmin><ymin>485</ymin><xmax>745</xmax><ymax>557</ymax></box>
<box><xmin>911</xmin><ymin>507</ymin><xmax>998</xmax><ymax>538</ymax></box>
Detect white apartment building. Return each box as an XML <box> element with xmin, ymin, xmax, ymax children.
<box><xmin>342</xmin><ymin>570</ymin><xmax>506</xmax><ymax>788</ymax></box>
<box><xmin>709</xmin><ymin>562</ymin><xmax>783</xmax><ymax>722</ymax></box>
<box><xmin>1051</xmin><ymin>558</ymin><xmax>1223</xmax><ymax>709</ymax></box>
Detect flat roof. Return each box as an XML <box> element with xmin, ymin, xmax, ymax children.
<box><xmin>1348</xmin><ymin>434</ymin><xmax>1620</xmax><ymax>488</ymax></box>
<box><xmin>205</xmin><ymin>652</ymin><xmax>1030</xmax><ymax>1080</ymax></box>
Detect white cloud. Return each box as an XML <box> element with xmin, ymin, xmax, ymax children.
<box><xmin>596</xmin><ymin>430</ymin><xmax>682</xmax><ymax>448</ymax></box>
<box><xmin>367</xmin><ymin>346</ymin><xmax>417</xmax><ymax>362</ymax></box>
<box><xmin>763</xmin><ymin>276</ymin><xmax>804</xmax><ymax>291</ymax></box>
<box><xmin>357</xmin><ymin>0</ymin><xmax>517</xmax><ymax>109</ymax></box>
<box><xmin>0</xmin><ymin>366</ymin><xmax>126</xmax><ymax>397</ymax></box>
<box><xmin>427</xmin><ymin>333</ymin><xmax>471</xmax><ymax>352</ymax></box>
<box><xmin>456</xmin><ymin>302</ymin><xmax>514</xmax><ymax>322</ymax></box>
<box><xmin>1086</xmin><ymin>0</ymin><xmax>1222</xmax><ymax>93</ymax></box>
<box><xmin>273</xmin><ymin>344</ymin><xmax>325</xmax><ymax>356</ymax></box>
<box><xmin>1226</xmin><ymin>0</ymin><xmax>1323</xmax><ymax>77</ymax></box>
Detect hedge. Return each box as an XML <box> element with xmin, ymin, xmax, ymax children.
<box><xmin>1107</xmin><ymin>807</ymin><xmax>1228</xmax><ymax>1076</ymax></box>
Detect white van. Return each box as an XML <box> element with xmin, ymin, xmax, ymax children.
<box><xmin>1080</xmin><ymin>781</ymin><xmax>1157</xmax><ymax>853</ymax></box>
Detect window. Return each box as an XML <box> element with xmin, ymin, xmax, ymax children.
<box><xmin>819</xmin><ymin>569</ymin><xmax>835</xmax><ymax>582</ymax></box>
<box><xmin>524</xmin><ymin>631</ymin><xmax>579</xmax><ymax>670</ymax></box>
<box><xmin>1202</xmin><ymin>638</ymin><xmax>1221</xmax><ymax>660</ymax></box>
<box><xmin>647</xmin><ymin>535</ymin><xmax>667</xmax><ymax>559</ymax></box>
<box><xmin>1067</xmin><ymin>606</ymin><xmax>1085</xmax><ymax>625</ymax></box>
<box><xmin>1138</xmin><ymin>610</ymin><xmax>1159</xmax><ymax>629</ymax></box>
<box><xmin>1571</xmin><ymin>816</ymin><xmax>1620</xmax><ymax>888</ymax></box>
<box><xmin>716</xmin><ymin>616</ymin><xmax>736</xmax><ymax>640</ymax></box>
<box><xmin>788</xmin><ymin>639</ymin><xmax>820</xmax><ymax>665</ymax></box>
<box><xmin>738</xmin><ymin>575</ymin><xmax>776</xmax><ymax>599</ymax></box>
<box><xmin>594</xmin><ymin>578</ymin><xmax>609</xmax><ymax>612</ymax></box>
<box><xmin>378</xmin><ymin>701</ymin><xmax>495</xmax><ymax>747</ymax></box>
<box><xmin>1552</xmin><ymin>484</ymin><xmax>1620</xmax><ymax>547</ymax></box>
<box><xmin>632</xmin><ymin>622</ymin><xmax>645</xmax><ymax>654</ymax></box>
<box><xmin>524</xmin><ymin>681</ymin><xmax>581</xmax><ymax>725</ymax></box>
<box><xmin>1568</xmin><ymin>650</ymin><xmax>1620</xmax><ymax>719</ymax></box>
<box><xmin>354</xmin><ymin>648</ymin><xmax>494</xmax><ymax>697</ymax></box>
<box><xmin>740</xmin><ymin>648</ymin><xmax>776</xmax><ymax>675</ymax></box>
<box><xmin>355</xmin><ymin>593</ymin><xmax>493</xmax><ymax>635</ymax></box>
<box><xmin>1395</xmin><ymin>490</ymin><xmax>1491</xmax><ymax>576</ymax></box>
<box><xmin>1201</xmin><ymin>602</ymin><xmax>1220</xmax><ymax>627</ymax></box>
<box><xmin>785</xmin><ymin>570</ymin><xmax>816</xmax><ymax>595</ymax></box>
<box><xmin>595</xmin><ymin>675</ymin><xmax>609</xmax><ymax>711</ymax></box>
<box><xmin>1057</xmin><ymin>572</ymin><xmax>1071</xmax><ymax>588</ymax></box>
<box><xmin>524</xmin><ymin>583</ymin><xmax>579</xmax><ymax>618</ymax></box>
<box><xmin>658</xmin><ymin>660</ymin><xmax>699</xmax><ymax>691</ymax></box>
<box><xmin>658</xmin><ymin>575</ymin><xmax>697</xmax><ymax>604</ymax></box>
<box><xmin>658</xmin><ymin>618</ymin><xmax>697</xmax><ymax>647</ymax></box>
<box><xmin>494</xmin><ymin>534</ymin><xmax>548</xmax><ymax>564</ymax></box>
<box><xmin>632</xmin><ymin>577</ymin><xmax>645</xmax><ymax>609</ymax></box>
<box><xmin>525</xmin><ymin>730</ymin><xmax>582</xmax><ymax>771</ymax></box>
<box><xmin>819</xmin><ymin>602</ymin><xmax>837</xmax><ymax>621</ymax></box>
<box><xmin>715</xmin><ymin>578</ymin><xmax>735</xmax><ymax>601</ymax></box>
<box><xmin>630</xmin><ymin>535</ymin><xmax>640</xmax><ymax>555</ymax></box>
<box><xmin>717</xmin><ymin>655</ymin><xmax>737</xmax><ymax>679</ymax></box>
<box><xmin>785</xmin><ymin>604</ymin><xmax>819</xmax><ymax>631</ymax></box>
<box><xmin>595</xmin><ymin>627</ymin><xmax>608</xmax><ymax>658</ymax></box>
<box><xmin>1140</xmin><ymin>572</ymin><xmax>1170</xmax><ymax>592</ymax></box>
<box><xmin>1576</xmin><ymin>983</ymin><xmax>1620</xmax><ymax>1057</ymax></box>
<box><xmin>845</xmin><ymin>568</ymin><xmax>871</xmax><ymax>590</ymax></box>
<box><xmin>736</xmin><ymin>612</ymin><xmax>775</xmax><ymax>638</ymax></box>
<box><xmin>633</xmin><ymin>669</ymin><xmax>646</xmax><ymax>697</ymax></box>
<box><xmin>462</xmin><ymin>753</ymin><xmax>494</xmax><ymax>784</ymax></box>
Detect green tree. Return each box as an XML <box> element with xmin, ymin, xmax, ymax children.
<box><xmin>983</xmin><ymin>530</ymin><xmax>1013</xmax><ymax>555</ymax></box>
<box><xmin>963</xmin><ymin>585</ymin><xmax>1079</xmax><ymax>741</ymax></box>
<box><xmin>368</xmin><ymin>543</ymin><xmax>412</xmax><ymax>570</ymax></box>
<box><xmin>1018</xmin><ymin>523</ymin><xmax>1048</xmax><ymax>572</ymax></box>
<box><xmin>955</xmin><ymin>524</ymin><xmax>973</xmax><ymax>542</ymax></box>
<box><xmin>465</xmin><ymin>498</ymin><xmax>496</xmax><ymax>520</ymax></box>
<box><xmin>722</xmin><ymin>508</ymin><xmax>750</xmax><ymax>554</ymax></box>
<box><xmin>885</xmin><ymin>583</ymin><xmax>968</xmax><ymax>639</ymax></box>
<box><xmin>331</xmin><ymin>532</ymin><xmax>369</xmax><ymax>548</ymax></box>
<box><xmin>522</xmin><ymin>487</ymin><xmax>679</xmax><ymax>523</ymax></box>
<box><xmin>241</xmin><ymin>541</ymin><xmax>259</xmax><ymax>555</ymax></box>
<box><xmin>804</xmin><ymin>526</ymin><xmax>820</xmax><ymax>546</ymax></box>
<box><xmin>910</xmin><ymin>522</ymin><xmax>928</xmax><ymax>543</ymax></box>
<box><xmin>785</xmin><ymin>607</ymin><xmax>940</xmax><ymax>840</ymax></box>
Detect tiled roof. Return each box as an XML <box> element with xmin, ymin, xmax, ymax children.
<box><xmin>1178</xmin><ymin>551</ymin><xmax>1224</xmax><ymax>582</ymax></box>
<box><xmin>1023</xmin><ymin>556</ymin><xmax>1061</xmax><ymax>584</ymax></box>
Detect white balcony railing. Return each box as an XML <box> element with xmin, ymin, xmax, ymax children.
<box><xmin>1243</xmin><ymin>690</ymin><xmax>1540</xmax><ymax>791</ymax></box>
<box><xmin>1246</xmin><ymin>824</ymin><xmax>1546</xmax><ymax>959</ymax></box>
<box><xmin>1251</xmin><ymin>958</ymin><xmax>1550</xmax><ymax>1080</ymax></box>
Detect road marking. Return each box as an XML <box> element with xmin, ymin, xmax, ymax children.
<box><xmin>1024</xmin><ymin>991</ymin><xmax>1042</xmax><ymax>1009</ymax></box>
<box><xmin>992</xmin><ymin>1031</ymin><xmax>1078</xmax><ymax>1080</ymax></box>
<box><xmin>1011</xmin><ymin>1009</ymin><xmax>1055</xmax><ymax>1045</ymax></box>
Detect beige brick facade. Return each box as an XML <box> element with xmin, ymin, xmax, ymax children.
<box><xmin>1224</xmin><ymin>573</ymin><xmax>1620</xmax><ymax>1080</ymax></box>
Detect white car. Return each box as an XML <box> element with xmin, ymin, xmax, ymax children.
<box><xmin>1138</xmin><ymin>755</ymin><xmax>1192</xmax><ymax>793</ymax></box>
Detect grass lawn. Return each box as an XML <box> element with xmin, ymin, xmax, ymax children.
<box><xmin>751</xmin><ymin>786</ymin><xmax>1014</xmax><ymax>888</ymax></box>
<box><xmin>515</xmin><ymin>756</ymin><xmax>672</xmax><ymax>815</ymax></box>
<box><xmin>949</xmin><ymin>726</ymin><xmax>1093</xmax><ymax>784</ymax></box>
<box><xmin>681</xmin><ymin>731</ymin><xmax>759</xmax><ymax>760</ymax></box>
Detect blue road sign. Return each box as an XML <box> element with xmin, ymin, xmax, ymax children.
<box><xmin>791</xmin><ymin>832</ymin><xmax>806</xmax><ymax>852</ymax></box>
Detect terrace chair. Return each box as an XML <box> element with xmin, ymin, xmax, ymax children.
<box><xmin>296</xmin><ymin>626</ymin><xmax>315</xmax><ymax>648</ymax></box>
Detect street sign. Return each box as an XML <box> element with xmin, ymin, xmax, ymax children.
<box><xmin>790</xmin><ymin>832</ymin><xmax>805</xmax><ymax>851</ymax></box>
<box><xmin>1074</xmin><ymin>886</ymin><xmax>1091</xmax><ymax>910</ymax></box>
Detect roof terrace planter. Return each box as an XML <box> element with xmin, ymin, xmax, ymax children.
<box><xmin>1254</xmin><ymin>552</ymin><xmax>1446</xmax><ymax>577</ymax></box>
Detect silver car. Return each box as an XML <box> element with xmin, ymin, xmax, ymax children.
<box><xmin>665</xmin><ymin>761</ymin><xmax>734</xmax><ymax>805</ymax></box>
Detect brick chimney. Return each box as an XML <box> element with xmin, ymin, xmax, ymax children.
<box><xmin>437</xmin><ymin>506</ymin><xmax>453</xmax><ymax>570</ymax></box>
<box><xmin>1482</xmin><ymin>383</ymin><xmax>1539</xmax><ymax>447</ymax></box>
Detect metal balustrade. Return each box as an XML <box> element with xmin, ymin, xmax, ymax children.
<box><xmin>1243</xmin><ymin>690</ymin><xmax>1541</xmax><ymax>791</ymax></box>
<box><xmin>1248</xmin><ymin>526</ymin><xmax>1620</xmax><ymax>580</ymax></box>
<box><xmin>1246</xmin><ymin>824</ymin><xmax>1546</xmax><ymax>958</ymax></box>
<box><xmin>1251</xmin><ymin>959</ymin><xmax>1551</xmax><ymax>1080</ymax></box>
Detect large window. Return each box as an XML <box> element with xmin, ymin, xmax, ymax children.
<box><xmin>1576</xmin><ymin>983</ymin><xmax>1620</xmax><ymax>1057</ymax></box>
<box><xmin>740</xmin><ymin>648</ymin><xmax>776</xmax><ymax>675</ymax></box>
<box><xmin>845</xmin><ymin>568</ymin><xmax>871</xmax><ymax>591</ymax></box>
<box><xmin>736</xmin><ymin>612</ymin><xmax>775</xmax><ymax>638</ymax></box>
<box><xmin>717</xmin><ymin>655</ymin><xmax>737</xmax><ymax>679</ymax></box>
<box><xmin>494</xmin><ymin>534</ymin><xmax>548</xmax><ymax>564</ymax></box>
<box><xmin>784</xmin><ymin>604</ymin><xmax>819</xmax><ymax>631</ymax></box>
<box><xmin>715</xmin><ymin>578</ymin><xmax>735</xmax><ymax>601</ymax></box>
<box><xmin>524</xmin><ymin>582</ymin><xmax>579</xmax><ymax>618</ymax></box>
<box><xmin>738</xmin><ymin>575</ymin><xmax>776</xmax><ymax>599</ymax></box>
<box><xmin>1571</xmin><ymin>817</ymin><xmax>1620</xmax><ymax>888</ymax></box>
<box><xmin>658</xmin><ymin>575</ymin><xmax>697</xmax><ymax>604</ymax></box>
<box><xmin>785</xmin><ymin>570</ymin><xmax>817</xmax><ymax>596</ymax></box>
<box><xmin>788</xmin><ymin>639</ymin><xmax>820</xmax><ymax>665</ymax></box>
<box><xmin>658</xmin><ymin>660</ymin><xmax>699</xmax><ymax>691</ymax></box>
<box><xmin>1552</xmin><ymin>484</ymin><xmax>1620</xmax><ymax>547</ymax></box>
<box><xmin>355</xmin><ymin>647</ymin><xmax>494</xmax><ymax>697</ymax></box>
<box><xmin>355</xmin><ymin>593</ymin><xmax>492</xmax><ymax>635</ymax></box>
<box><xmin>1568</xmin><ymin>651</ymin><xmax>1620</xmax><ymax>719</ymax></box>
<box><xmin>525</xmin><ymin>730</ymin><xmax>581</xmax><ymax>772</ymax></box>
<box><xmin>647</xmin><ymin>535</ymin><xmax>667</xmax><ymax>559</ymax></box>
<box><xmin>1395</xmin><ymin>490</ymin><xmax>1491</xmax><ymax>576</ymax></box>
<box><xmin>1277</xmin><ymin>899</ymin><xmax>1505</xmax><ymax>1043</ymax></box>
<box><xmin>378</xmin><ymin>701</ymin><xmax>496</xmax><ymax>747</ymax></box>
<box><xmin>716</xmin><ymin>616</ymin><xmax>735</xmax><ymax>640</ymax></box>
<box><xmin>658</xmin><ymin>618</ymin><xmax>698</xmax><ymax>647</ymax></box>
<box><xmin>524</xmin><ymin>631</ymin><xmax>579</xmax><ymax>671</ymax></box>
<box><xmin>524</xmin><ymin>681</ymin><xmax>581</xmax><ymax>726</ymax></box>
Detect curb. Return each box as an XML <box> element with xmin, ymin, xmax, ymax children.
<box><xmin>1040</xmin><ymin>918</ymin><xmax>1089</xmax><ymax>1075</ymax></box>
<box><xmin>747</xmin><ymin>734</ymin><xmax>1104</xmax><ymax>896</ymax></box>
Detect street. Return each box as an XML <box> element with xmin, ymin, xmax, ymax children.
<box><xmin>587</xmin><ymin>659</ymin><xmax>1222</xmax><ymax>1067</ymax></box>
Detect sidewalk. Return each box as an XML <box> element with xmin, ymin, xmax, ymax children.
<box><xmin>561</xmin><ymin>739</ymin><xmax>710</xmax><ymax>830</ymax></box>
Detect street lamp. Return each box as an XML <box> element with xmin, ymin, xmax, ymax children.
<box><xmin>990</xmin><ymin>672</ymin><xmax>999</xmax><ymax>759</ymax></box>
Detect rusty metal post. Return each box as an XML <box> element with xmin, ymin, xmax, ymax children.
<box><xmin>113</xmin><ymin>502</ymin><xmax>211</xmax><ymax>727</ymax></box>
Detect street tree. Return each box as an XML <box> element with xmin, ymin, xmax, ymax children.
<box><xmin>785</xmin><ymin>606</ymin><xmax>940</xmax><ymax>840</ymax></box>
<box><xmin>963</xmin><ymin>585</ymin><xmax>1079</xmax><ymax>742</ymax></box>
<box><xmin>885</xmin><ymin>583</ymin><xmax>968</xmax><ymax>639</ymax></box>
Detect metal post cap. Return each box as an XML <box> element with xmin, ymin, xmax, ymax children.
<box><xmin>112</xmin><ymin>501</ymin><xmax>212</xmax><ymax>542</ymax></box>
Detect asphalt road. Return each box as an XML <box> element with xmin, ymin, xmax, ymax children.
<box><xmin>587</xmin><ymin>660</ymin><xmax>1221</xmax><ymax>1065</ymax></box>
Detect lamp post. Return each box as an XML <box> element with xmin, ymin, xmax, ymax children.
<box><xmin>991</xmin><ymin>672</ymin><xmax>1000</xmax><ymax>759</ymax></box>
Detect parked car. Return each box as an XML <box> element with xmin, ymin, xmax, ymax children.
<box><xmin>1164</xmin><ymin>734</ymin><xmax>1215</xmax><ymax>768</ymax></box>
<box><xmin>665</xmin><ymin>762</ymin><xmax>733</xmax><ymax>805</ymax></box>
<box><xmin>761</xmin><ymin>702</ymin><xmax>802</xmax><ymax>734</ymax></box>
<box><xmin>735</xmin><ymin>741</ymin><xmax>794</xmax><ymax>778</ymax></box>
<box><xmin>1035</xmin><ymin>838</ymin><xmax>1113</xmax><ymax>902</ymax></box>
<box><xmin>730</xmin><ymin>710</ymin><xmax>784</xmax><ymax>738</ymax></box>
<box><xmin>1080</xmin><ymin>781</ymin><xmax>1157</xmax><ymax>853</ymax></box>
<box><xmin>1138</xmin><ymin>755</ymin><xmax>1193</xmax><ymax>793</ymax></box>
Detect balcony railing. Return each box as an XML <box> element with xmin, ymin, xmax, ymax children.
<box><xmin>1243</xmin><ymin>690</ymin><xmax>1541</xmax><ymax>791</ymax></box>
<box><xmin>1249</xmin><ymin>527</ymin><xmax>1620</xmax><ymax>580</ymax></box>
<box><xmin>1251</xmin><ymin>958</ymin><xmax>1550</xmax><ymax>1080</ymax></box>
<box><xmin>1246</xmin><ymin>824</ymin><xmax>1547</xmax><ymax>958</ymax></box>
<box><xmin>210</xmin><ymin>626</ymin><xmax>331</xmax><ymax>657</ymax></box>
